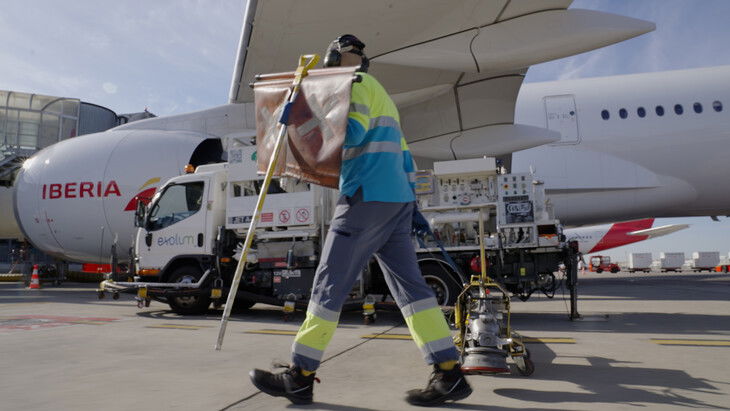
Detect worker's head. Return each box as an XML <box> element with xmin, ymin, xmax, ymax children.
<box><xmin>324</xmin><ymin>34</ymin><xmax>369</xmax><ymax>73</ymax></box>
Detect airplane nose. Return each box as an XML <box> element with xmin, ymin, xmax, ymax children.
<box><xmin>13</xmin><ymin>130</ymin><xmax>219</xmax><ymax>263</ymax></box>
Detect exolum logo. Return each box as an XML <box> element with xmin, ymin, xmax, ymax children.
<box><xmin>157</xmin><ymin>234</ymin><xmax>196</xmax><ymax>247</ymax></box>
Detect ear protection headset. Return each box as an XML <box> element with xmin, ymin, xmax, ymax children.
<box><xmin>324</xmin><ymin>34</ymin><xmax>369</xmax><ymax>73</ymax></box>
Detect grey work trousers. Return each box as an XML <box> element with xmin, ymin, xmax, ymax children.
<box><xmin>291</xmin><ymin>189</ymin><xmax>459</xmax><ymax>371</ymax></box>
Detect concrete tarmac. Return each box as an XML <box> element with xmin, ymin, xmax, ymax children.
<box><xmin>1</xmin><ymin>271</ymin><xmax>729</xmax><ymax>410</ymax></box>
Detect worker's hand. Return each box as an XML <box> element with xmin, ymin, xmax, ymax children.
<box><xmin>412</xmin><ymin>207</ymin><xmax>431</xmax><ymax>237</ymax></box>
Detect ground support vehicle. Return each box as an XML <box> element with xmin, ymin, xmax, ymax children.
<box><xmin>628</xmin><ymin>252</ymin><xmax>652</xmax><ymax>273</ymax></box>
<box><xmin>99</xmin><ymin>146</ymin><xmax>580</xmax><ymax>320</ymax></box>
<box><xmin>589</xmin><ymin>255</ymin><xmax>620</xmax><ymax>273</ymax></box>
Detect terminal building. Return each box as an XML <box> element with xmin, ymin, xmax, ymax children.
<box><xmin>0</xmin><ymin>90</ymin><xmax>154</xmax><ymax>273</ymax></box>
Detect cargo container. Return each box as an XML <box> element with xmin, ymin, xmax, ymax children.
<box><xmin>659</xmin><ymin>252</ymin><xmax>684</xmax><ymax>272</ymax></box>
<box><xmin>690</xmin><ymin>251</ymin><xmax>720</xmax><ymax>272</ymax></box>
<box><xmin>628</xmin><ymin>252</ymin><xmax>652</xmax><ymax>273</ymax></box>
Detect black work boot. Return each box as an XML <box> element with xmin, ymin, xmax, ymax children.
<box><xmin>249</xmin><ymin>364</ymin><xmax>318</xmax><ymax>405</ymax></box>
<box><xmin>406</xmin><ymin>364</ymin><xmax>472</xmax><ymax>407</ymax></box>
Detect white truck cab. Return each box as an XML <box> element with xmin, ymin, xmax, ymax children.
<box><xmin>135</xmin><ymin>164</ymin><xmax>227</xmax><ymax>277</ymax></box>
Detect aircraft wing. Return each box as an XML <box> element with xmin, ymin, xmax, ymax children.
<box><xmin>628</xmin><ymin>224</ymin><xmax>690</xmax><ymax>239</ymax></box>
<box><xmin>230</xmin><ymin>0</ymin><xmax>654</xmax><ymax>159</ymax></box>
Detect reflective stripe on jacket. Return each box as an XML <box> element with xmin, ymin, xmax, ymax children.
<box><xmin>340</xmin><ymin>72</ymin><xmax>416</xmax><ymax>202</ymax></box>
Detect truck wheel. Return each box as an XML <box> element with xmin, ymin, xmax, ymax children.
<box><xmin>596</xmin><ymin>268</ymin><xmax>603</xmax><ymax>273</ymax></box>
<box><xmin>167</xmin><ymin>266</ymin><xmax>211</xmax><ymax>315</ymax></box>
<box><xmin>610</xmin><ymin>267</ymin><xmax>619</xmax><ymax>273</ymax></box>
<box><xmin>420</xmin><ymin>262</ymin><xmax>462</xmax><ymax>306</ymax></box>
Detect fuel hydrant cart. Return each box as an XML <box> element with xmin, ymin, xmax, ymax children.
<box><xmin>413</xmin><ymin>158</ymin><xmax>581</xmax><ymax>375</ymax></box>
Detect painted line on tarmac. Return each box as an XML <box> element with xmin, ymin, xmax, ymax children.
<box><xmin>361</xmin><ymin>333</ymin><xmax>412</xmax><ymax>340</ymax></box>
<box><xmin>522</xmin><ymin>337</ymin><xmax>575</xmax><ymax>344</ymax></box>
<box><xmin>145</xmin><ymin>324</ymin><xmax>212</xmax><ymax>330</ymax></box>
<box><xmin>650</xmin><ymin>338</ymin><xmax>730</xmax><ymax>347</ymax></box>
<box><xmin>67</xmin><ymin>321</ymin><xmax>109</xmax><ymax>325</ymax></box>
<box><xmin>245</xmin><ymin>329</ymin><xmax>298</xmax><ymax>336</ymax></box>
<box><xmin>360</xmin><ymin>334</ymin><xmax>576</xmax><ymax>343</ymax></box>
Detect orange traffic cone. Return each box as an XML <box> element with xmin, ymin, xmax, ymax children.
<box><xmin>29</xmin><ymin>264</ymin><xmax>41</xmax><ymax>289</ymax></box>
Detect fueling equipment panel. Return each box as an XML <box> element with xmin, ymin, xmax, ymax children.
<box><xmin>496</xmin><ymin>173</ymin><xmax>558</xmax><ymax>249</ymax></box>
<box><xmin>417</xmin><ymin>157</ymin><xmax>498</xmax><ymax>209</ymax></box>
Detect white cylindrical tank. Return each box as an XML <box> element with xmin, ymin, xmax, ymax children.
<box><xmin>14</xmin><ymin>129</ymin><xmax>214</xmax><ymax>262</ymax></box>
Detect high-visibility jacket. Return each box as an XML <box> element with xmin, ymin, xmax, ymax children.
<box><xmin>340</xmin><ymin>72</ymin><xmax>416</xmax><ymax>202</ymax></box>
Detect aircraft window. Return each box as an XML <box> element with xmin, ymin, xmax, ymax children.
<box><xmin>674</xmin><ymin>104</ymin><xmax>683</xmax><ymax>115</ymax></box>
<box><xmin>637</xmin><ymin>107</ymin><xmax>646</xmax><ymax>118</ymax></box>
<box><xmin>693</xmin><ymin>102</ymin><xmax>703</xmax><ymax>113</ymax></box>
<box><xmin>601</xmin><ymin>109</ymin><xmax>610</xmax><ymax>120</ymax></box>
<box><xmin>146</xmin><ymin>181</ymin><xmax>204</xmax><ymax>231</ymax></box>
<box><xmin>655</xmin><ymin>105</ymin><xmax>664</xmax><ymax>116</ymax></box>
<box><xmin>619</xmin><ymin>108</ymin><xmax>628</xmax><ymax>119</ymax></box>
<box><xmin>713</xmin><ymin>100</ymin><xmax>723</xmax><ymax>112</ymax></box>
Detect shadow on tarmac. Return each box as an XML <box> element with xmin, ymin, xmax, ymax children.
<box><xmin>510</xmin><ymin>311</ymin><xmax>730</xmax><ymax>336</ymax></box>
<box><xmin>490</xmin><ymin>342</ymin><xmax>729</xmax><ymax>410</ymax></box>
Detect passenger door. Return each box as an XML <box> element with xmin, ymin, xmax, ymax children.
<box><xmin>544</xmin><ymin>95</ymin><xmax>580</xmax><ymax>145</ymax></box>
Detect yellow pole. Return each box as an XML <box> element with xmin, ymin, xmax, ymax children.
<box><xmin>478</xmin><ymin>208</ymin><xmax>487</xmax><ymax>284</ymax></box>
<box><xmin>215</xmin><ymin>54</ymin><xmax>319</xmax><ymax>351</ymax></box>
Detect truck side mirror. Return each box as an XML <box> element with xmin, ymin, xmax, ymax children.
<box><xmin>134</xmin><ymin>198</ymin><xmax>146</xmax><ymax>228</ymax></box>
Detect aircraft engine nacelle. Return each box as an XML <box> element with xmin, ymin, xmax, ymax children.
<box><xmin>14</xmin><ymin>129</ymin><xmax>222</xmax><ymax>263</ymax></box>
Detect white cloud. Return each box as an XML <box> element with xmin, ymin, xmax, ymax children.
<box><xmin>102</xmin><ymin>82</ymin><xmax>118</xmax><ymax>94</ymax></box>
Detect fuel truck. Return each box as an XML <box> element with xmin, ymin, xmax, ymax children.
<box><xmin>101</xmin><ymin>142</ymin><xmax>578</xmax><ymax>317</ymax></box>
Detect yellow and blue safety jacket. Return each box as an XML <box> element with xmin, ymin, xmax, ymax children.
<box><xmin>340</xmin><ymin>72</ymin><xmax>416</xmax><ymax>202</ymax></box>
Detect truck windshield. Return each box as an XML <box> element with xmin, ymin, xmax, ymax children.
<box><xmin>146</xmin><ymin>181</ymin><xmax>204</xmax><ymax>231</ymax></box>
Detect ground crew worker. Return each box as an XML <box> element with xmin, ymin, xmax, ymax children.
<box><xmin>249</xmin><ymin>34</ymin><xmax>472</xmax><ymax>407</ymax></box>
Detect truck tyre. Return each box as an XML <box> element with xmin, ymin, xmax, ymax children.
<box><xmin>167</xmin><ymin>265</ymin><xmax>211</xmax><ymax>315</ymax></box>
<box><xmin>596</xmin><ymin>268</ymin><xmax>603</xmax><ymax>273</ymax></box>
<box><xmin>610</xmin><ymin>267</ymin><xmax>619</xmax><ymax>273</ymax></box>
<box><xmin>420</xmin><ymin>262</ymin><xmax>462</xmax><ymax>306</ymax></box>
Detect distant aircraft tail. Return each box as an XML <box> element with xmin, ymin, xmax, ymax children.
<box><xmin>588</xmin><ymin>218</ymin><xmax>688</xmax><ymax>253</ymax></box>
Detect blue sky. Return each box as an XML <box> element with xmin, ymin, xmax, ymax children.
<box><xmin>1</xmin><ymin>0</ymin><xmax>729</xmax><ymax>263</ymax></box>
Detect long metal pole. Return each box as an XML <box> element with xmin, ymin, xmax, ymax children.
<box><xmin>215</xmin><ymin>54</ymin><xmax>319</xmax><ymax>350</ymax></box>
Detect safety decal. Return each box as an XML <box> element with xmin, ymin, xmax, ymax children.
<box><xmin>295</xmin><ymin>208</ymin><xmax>310</xmax><ymax>223</ymax></box>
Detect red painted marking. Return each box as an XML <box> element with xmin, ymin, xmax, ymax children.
<box><xmin>79</xmin><ymin>181</ymin><xmax>94</xmax><ymax>198</ymax></box>
<box><xmin>42</xmin><ymin>181</ymin><xmax>122</xmax><ymax>199</ymax></box>
<box><xmin>588</xmin><ymin>218</ymin><xmax>654</xmax><ymax>253</ymax></box>
<box><xmin>0</xmin><ymin>315</ymin><xmax>118</xmax><ymax>331</ymax></box>
<box><xmin>258</xmin><ymin>258</ymin><xmax>286</xmax><ymax>263</ymax></box>
<box><xmin>104</xmin><ymin>181</ymin><xmax>121</xmax><ymax>197</ymax></box>
<box><xmin>261</xmin><ymin>212</ymin><xmax>273</xmax><ymax>223</ymax></box>
<box><xmin>49</xmin><ymin>183</ymin><xmax>62</xmax><ymax>199</ymax></box>
<box><xmin>64</xmin><ymin>182</ymin><xmax>77</xmax><ymax>198</ymax></box>
<box><xmin>123</xmin><ymin>187</ymin><xmax>157</xmax><ymax>211</ymax></box>
<box><xmin>81</xmin><ymin>263</ymin><xmax>122</xmax><ymax>273</ymax></box>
